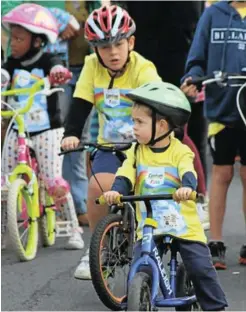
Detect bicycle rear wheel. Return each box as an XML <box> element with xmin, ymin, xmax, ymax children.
<box><xmin>7</xmin><ymin>178</ymin><xmax>38</xmax><ymax>261</ymax></box>
<box><xmin>90</xmin><ymin>213</ymin><xmax>133</xmax><ymax>310</ymax></box>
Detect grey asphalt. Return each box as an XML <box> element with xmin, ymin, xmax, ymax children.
<box><xmin>1</xmin><ymin>157</ymin><xmax>246</xmax><ymax>311</ymax></box>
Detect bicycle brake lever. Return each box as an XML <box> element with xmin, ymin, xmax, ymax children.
<box><xmin>40</xmin><ymin>88</ymin><xmax>64</xmax><ymax>97</ymax></box>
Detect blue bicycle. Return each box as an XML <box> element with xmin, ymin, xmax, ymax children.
<box><xmin>93</xmin><ymin>192</ymin><xmax>201</xmax><ymax>311</ymax></box>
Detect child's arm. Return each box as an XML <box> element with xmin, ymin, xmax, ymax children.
<box><xmin>104</xmin><ymin>145</ymin><xmax>137</xmax><ymax>205</ymax></box>
<box><xmin>61</xmin><ymin>56</ymin><xmax>95</xmax><ymax>150</ymax></box>
<box><xmin>174</xmin><ymin>144</ymin><xmax>197</xmax><ymax>202</ymax></box>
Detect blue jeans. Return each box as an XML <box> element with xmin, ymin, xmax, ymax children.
<box><xmin>62</xmin><ymin>66</ymin><xmax>88</xmax><ymax>215</ymax></box>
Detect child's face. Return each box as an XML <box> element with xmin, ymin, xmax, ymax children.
<box><xmin>97</xmin><ymin>36</ymin><xmax>135</xmax><ymax>72</ymax></box>
<box><xmin>132</xmin><ymin>105</ymin><xmax>169</xmax><ymax>145</ymax></box>
<box><xmin>10</xmin><ymin>25</ymin><xmax>32</xmax><ymax>59</ymax></box>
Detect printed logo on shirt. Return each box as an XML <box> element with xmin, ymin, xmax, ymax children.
<box><xmin>146</xmin><ymin>167</ymin><xmax>165</xmax><ymax>187</ymax></box>
<box><xmin>104</xmin><ymin>88</ymin><xmax>121</xmax><ymax>107</ymax></box>
<box><xmin>11</xmin><ymin>68</ymin><xmax>50</xmax><ymax>132</ymax></box>
<box><xmin>211</xmin><ymin>28</ymin><xmax>246</xmax><ymax>50</ymax></box>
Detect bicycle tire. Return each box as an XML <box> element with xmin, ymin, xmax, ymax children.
<box><xmin>175</xmin><ymin>263</ymin><xmax>201</xmax><ymax>311</ymax></box>
<box><xmin>127</xmin><ymin>272</ymin><xmax>152</xmax><ymax>311</ymax></box>
<box><xmin>90</xmin><ymin>213</ymin><xmax>131</xmax><ymax>311</ymax></box>
<box><xmin>7</xmin><ymin>178</ymin><xmax>38</xmax><ymax>261</ymax></box>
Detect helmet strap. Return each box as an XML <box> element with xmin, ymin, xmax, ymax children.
<box><xmin>147</xmin><ymin>111</ymin><xmax>174</xmax><ymax>146</ymax></box>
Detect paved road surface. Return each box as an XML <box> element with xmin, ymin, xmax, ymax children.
<box><xmin>2</xmin><ymin>157</ymin><xmax>246</xmax><ymax>311</ymax></box>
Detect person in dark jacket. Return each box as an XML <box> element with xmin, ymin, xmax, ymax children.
<box><xmin>181</xmin><ymin>0</ymin><xmax>246</xmax><ymax>269</ymax></box>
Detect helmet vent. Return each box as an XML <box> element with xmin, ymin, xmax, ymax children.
<box><xmin>149</xmin><ymin>87</ymin><xmax>159</xmax><ymax>91</ymax></box>
<box><xmin>167</xmin><ymin>87</ymin><xmax>175</xmax><ymax>91</ymax></box>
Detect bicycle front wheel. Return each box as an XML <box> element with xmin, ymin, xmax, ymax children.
<box><xmin>7</xmin><ymin>178</ymin><xmax>38</xmax><ymax>261</ymax></box>
<box><xmin>90</xmin><ymin>213</ymin><xmax>133</xmax><ymax>311</ymax></box>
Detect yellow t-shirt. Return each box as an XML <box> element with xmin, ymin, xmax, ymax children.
<box><xmin>116</xmin><ymin>137</ymin><xmax>207</xmax><ymax>244</ymax></box>
<box><xmin>235</xmin><ymin>6</ymin><xmax>246</xmax><ymax>18</ymax></box>
<box><xmin>73</xmin><ymin>51</ymin><xmax>161</xmax><ymax>144</ymax></box>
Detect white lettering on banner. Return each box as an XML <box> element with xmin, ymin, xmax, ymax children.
<box><xmin>211</xmin><ymin>28</ymin><xmax>246</xmax><ymax>44</ymax></box>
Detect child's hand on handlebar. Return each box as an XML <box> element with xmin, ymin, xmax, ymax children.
<box><xmin>61</xmin><ymin>136</ymin><xmax>80</xmax><ymax>150</ymax></box>
<box><xmin>103</xmin><ymin>191</ymin><xmax>121</xmax><ymax>206</ymax></box>
<box><xmin>49</xmin><ymin>65</ymin><xmax>72</xmax><ymax>86</ymax></box>
<box><xmin>180</xmin><ymin>77</ymin><xmax>198</xmax><ymax>98</ymax></box>
<box><xmin>173</xmin><ymin>187</ymin><xmax>193</xmax><ymax>202</ymax></box>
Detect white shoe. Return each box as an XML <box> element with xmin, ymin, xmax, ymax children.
<box><xmin>74</xmin><ymin>248</ymin><xmax>91</xmax><ymax>280</ymax></box>
<box><xmin>65</xmin><ymin>231</ymin><xmax>84</xmax><ymax>250</ymax></box>
<box><xmin>197</xmin><ymin>195</ymin><xmax>210</xmax><ymax>231</ymax></box>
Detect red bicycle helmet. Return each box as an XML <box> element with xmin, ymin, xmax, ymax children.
<box><xmin>85</xmin><ymin>5</ymin><xmax>136</xmax><ymax>47</ymax></box>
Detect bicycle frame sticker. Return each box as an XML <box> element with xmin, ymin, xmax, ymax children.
<box><xmin>17</xmin><ymin>137</ymin><xmax>27</xmax><ymax>163</ymax></box>
<box><xmin>153</xmin><ymin>246</ymin><xmax>172</xmax><ymax>296</ymax></box>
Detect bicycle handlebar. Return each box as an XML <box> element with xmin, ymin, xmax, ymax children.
<box><xmin>96</xmin><ymin>191</ymin><xmax>197</xmax><ymax>205</ymax></box>
<box><xmin>1</xmin><ymin>72</ymin><xmax>71</xmax><ymax>118</ymax></box>
<box><xmin>186</xmin><ymin>71</ymin><xmax>246</xmax><ymax>87</ymax></box>
<box><xmin>58</xmin><ymin>142</ymin><xmax>132</xmax><ymax>156</ymax></box>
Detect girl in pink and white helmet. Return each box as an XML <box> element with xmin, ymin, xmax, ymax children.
<box><xmin>1</xmin><ymin>3</ymin><xmax>85</xmax><ymax>250</ymax></box>
<box><xmin>2</xmin><ymin>3</ymin><xmax>59</xmax><ymax>61</ymax></box>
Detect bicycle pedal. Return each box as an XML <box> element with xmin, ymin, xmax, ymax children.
<box><xmin>55</xmin><ymin>221</ymin><xmax>73</xmax><ymax>237</ymax></box>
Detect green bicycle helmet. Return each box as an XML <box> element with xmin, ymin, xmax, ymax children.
<box><xmin>127</xmin><ymin>81</ymin><xmax>191</xmax><ymax>145</ymax></box>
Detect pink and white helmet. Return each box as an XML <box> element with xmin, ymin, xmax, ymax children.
<box><xmin>85</xmin><ymin>5</ymin><xmax>136</xmax><ymax>47</ymax></box>
<box><xmin>2</xmin><ymin>3</ymin><xmax>58</xmax><ymax>44</ymax></box>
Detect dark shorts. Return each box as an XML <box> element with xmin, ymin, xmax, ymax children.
<box><xmin>208</xmin><ymin>127</ymin><xmax>246</xmax><ymax>165</ymax></box>
<box><xmin>91</xmin><ymin>150</ymin><xmax>124</xmax><ymax>175</ymax></box>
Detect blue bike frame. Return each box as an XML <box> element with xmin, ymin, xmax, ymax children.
<box><xmin>124</xmin><ymin>195</ymin><xmax>197</xmax><ymax>309</ymax></box>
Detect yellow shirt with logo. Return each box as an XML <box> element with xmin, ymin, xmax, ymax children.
<box><xmin>116</xmin><ymin>137</ymin><xmax>207</xmax><ymax>243</ymax></box>
<box><xmin>74</xmin><ymin>51</ymin><xmax>161</xmax><ymax>144</ymax></box>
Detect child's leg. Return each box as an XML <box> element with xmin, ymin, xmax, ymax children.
<box><xmin>87</xmin><ymin>150</ymin><xmax>123</xmax><ymax>232</ymax></box>
<box><xmin>209</xmin><ymin>128</ymin><xmax>243</xmax><ymax>241</ymax></box>
<box><xmin>1</xmin><ymin>129</ymin><xmax>18</xmax><ymax>246</ymax></box>
<box><xmin>179</xmin><ymin>241</ymin><xmax>228</xmax><ymax>311</ymax></box>
<box><xmin>74</xmin><ymin>150</ymin><xmax>123</xmax><ymax>280</ymax></box>
<box><xmin>1</xmin><ymin>129</ymin><xmax>18</xmax><ymax>174</ymax></box>
<box><xmin>33</xmin><ymin>128</ymin><xmax>84</xmax><ymax>250</ymax></box>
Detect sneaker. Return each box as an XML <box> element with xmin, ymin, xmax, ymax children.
<box><xmin>74</xmin><ymin>248</ymin><xmax>91</xmax><ymax>280</ymax></box>
<box><xmin>197</xmin><ymin>194</ymin><xmax>210</xmax><ymax>231</ymax></box>
<box><xmin>239</xmin><ymin>244</ymin><xmax>246</xmax><ymax>265</ymax></box>
<box><xmin>65</xmin><ymin>231</ymin><xmax>84</xmax><ymax>250</ymax></box>
<box><xmin>208</xmin><ymin>241</ymin><xmax>227</xmax><ymax>270</ymax></box>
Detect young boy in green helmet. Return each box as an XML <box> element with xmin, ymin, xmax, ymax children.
<box><xmin>104</xmin><ymin>81</ymin><xmax>228</xmax><ymax>311</ymax></box>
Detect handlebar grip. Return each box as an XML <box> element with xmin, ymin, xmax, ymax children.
<box><xmin>58</xmin><ymin>145</ymin><xmax>85</xmax><ymax>156</ymax></box>
<box><xmin>186</xmin><ymin>76</ymin><xmax>212</xmax><ymax>86</ymax></box>
<box><xmin>188</xmin><ymin>191</ymin><xmax>197</xmax><ymax>202</ymax></box>
<box><xmin>95</xmin><ymin>196</ymin><xmax>106</xmax><ymax>205</ymax></box>
<box><xmin>95</xmin><ymin>195</ymin><xmax>123</xmax><ymax>205</ymax></box>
